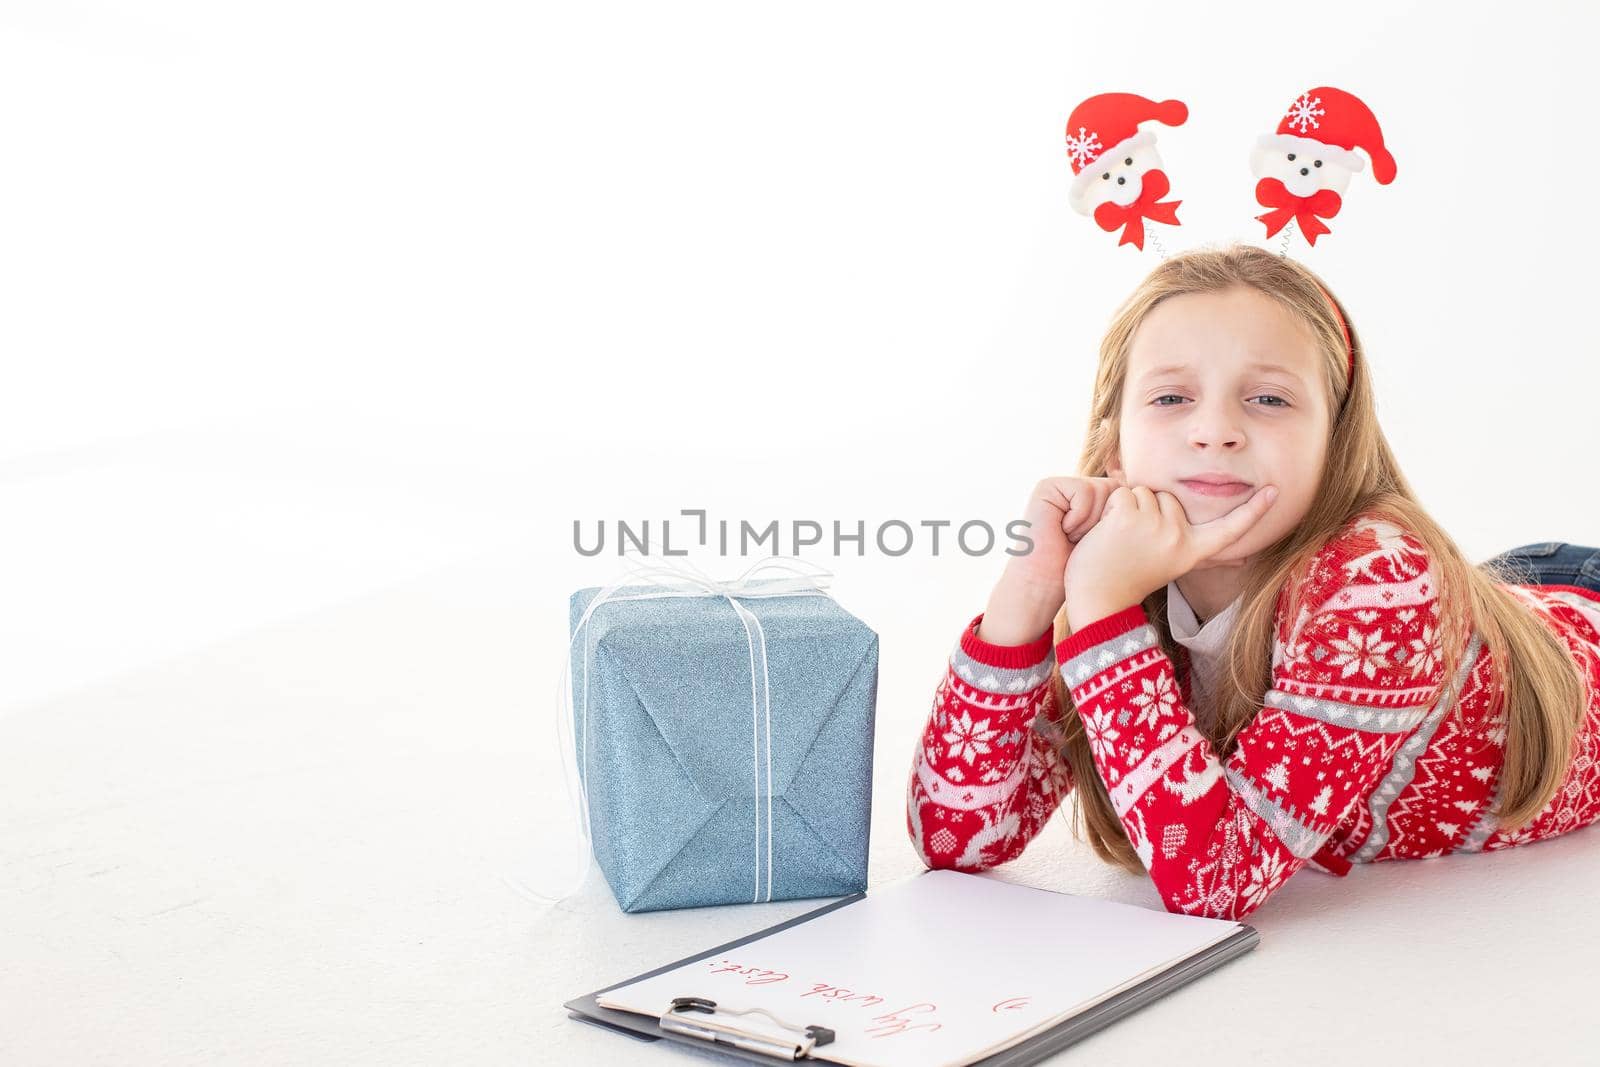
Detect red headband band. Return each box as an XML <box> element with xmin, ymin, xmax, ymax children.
<box><xmin>1311</xmin><ymin>279</ymin><xmax>1354</xmax><ymax>391</ymax></box>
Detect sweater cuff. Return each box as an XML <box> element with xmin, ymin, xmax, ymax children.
<box><xmin>951</xmin><ymin>612</ymin><xmax>1056</xmax><ymax>697</ymax></box>
<box><xmin>960</xmin><ymin>612</ymin><xmax>1055</xmax><ymax>669</ymax></box>
<box><xmin>1053</xmin><ymin>604</ymin><xmax>1151</xmax><ymax>666</ymax></box>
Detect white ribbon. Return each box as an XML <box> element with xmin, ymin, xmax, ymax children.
<box><xmin>503</xmin><ymin>548</ymin><xmax>837</xmax><ymax>908</ymax></box>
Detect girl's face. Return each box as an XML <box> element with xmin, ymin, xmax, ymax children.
<box><xmin>1108</xmin><ymin>284</ymin><xmax>1332</xmax><ymax>564</ymax></box>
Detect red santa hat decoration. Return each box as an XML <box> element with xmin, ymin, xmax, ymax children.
<box><xmin>1065</xmin><ymin>85</ymin><xmax>1396</xmax><ymax>254</ymax></box>
<box><xmin>1064</xmin><ymin>92</ymin><xmax>1189</xmax><ymax>251</ymax></box>
<box><xmin>1250</xmin><ymin>87</ymin><xmax>1397</xmax><ymax>247</ymax></box>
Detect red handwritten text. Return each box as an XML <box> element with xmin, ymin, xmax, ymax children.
<box><xmin>799</xmin><ymin>983</ymin><xmax>885</xmax><ymax>1008</ymax></box>
<box><xmin>865</xmin><ymin>1003</ymin><xmax>942</xmax><ymax>1039</ymax></box>
<box><xmin>706</xmin><ymin>960</ymin><xmax>789</xmax><ymax>986</ymax></box>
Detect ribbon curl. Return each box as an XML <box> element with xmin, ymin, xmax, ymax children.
<box><xmin>506</xmin><ymin>550</ymin><xmax>837</xmax><ymax>909</ymax></box>
<box><xmin>1254</xmin><ymin>177</ymin><xmax>1343</xmax><ymax>246</ymax></box>
<box><xmin>1092</xmin><ymin>167</ymin><xmax>1182</xmax><ymax>250</ymax></box>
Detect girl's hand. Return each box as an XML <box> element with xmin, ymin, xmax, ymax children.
<box><xmin>1063</xmin><ymin>483</ymin><xmax>1278</xmax><ymax>629</ymax></box>
<box><xmin>976</xmin><ymin>475</ymin><xmax>1127</xmax><ymax>646</ymax></box>
<box><xmin>1003</xmin><ymin>475</ymin><xmax>1129</xmax><ymax>594</ymax></box>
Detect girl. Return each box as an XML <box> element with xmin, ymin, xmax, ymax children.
<box><xmin>906</xmin><ymin>243</ymin><xmax>1600</xmax><ymax>920</ymax></box>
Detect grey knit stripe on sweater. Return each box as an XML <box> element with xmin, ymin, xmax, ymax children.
<box><xmin>949</xmin><ymin>642</ymin><xmax>1054</xmax><ymax>696</ymax></box>
<box><xmin>1060</xmin><ymin>623</ymin><xmax>1160</xmax><ymax>690</ymax></box>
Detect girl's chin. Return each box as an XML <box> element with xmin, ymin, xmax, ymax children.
<box><xmin>1174</xmin><ymin>490</ymin><xmax>1248</xmax><ymax>516</ymax></box>
<box><xmin>1183</xmin><ymin>485</ymin><xmax>1271</xmax><ymax>513</ymax></box>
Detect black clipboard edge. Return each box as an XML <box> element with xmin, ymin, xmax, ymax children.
<box><xmin>564</xmin><ymin>877</ymin><xmax>1259</xmax><ymax>1066</ymax></box>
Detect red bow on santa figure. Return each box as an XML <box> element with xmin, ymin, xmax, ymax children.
<box><xmin>1254</xmin><ymin>177</ymin><xmax>1343</xmax><ymax>246</ymax></box>
<box><xmin>1093</xmin><ymin>168</ymin><xmax>1183</xmax><ymax>250</ymax></box>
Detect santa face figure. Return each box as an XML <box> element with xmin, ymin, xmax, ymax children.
<box><xmin>1068</xmin><ymin>130</ymin><xmax>1167</xmax><ymax>216</ymax></box>
<box><xmin>1250</xmin><ymin>134</ymin><xmax>1361</xmax><ymax>200</ymax></box>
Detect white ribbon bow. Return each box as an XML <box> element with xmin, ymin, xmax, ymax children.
<box><xmin>505</xmin><ymin>549</ymin><xmax>837</xmax><ymax>907</ymax></box>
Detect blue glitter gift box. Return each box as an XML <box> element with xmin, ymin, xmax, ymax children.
<box><xmin>567</xmin><ymin>573</ymin><xmax>878</xmax><ymax>913</ymax></box>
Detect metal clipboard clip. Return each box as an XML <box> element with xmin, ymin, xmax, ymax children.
<box><xmin>661</xmin><ymin>996</ymin><xmax>836</xmax><ymax>1061</ymax></box>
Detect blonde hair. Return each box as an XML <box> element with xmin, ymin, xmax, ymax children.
<box><xmin>1049</xmin><ymin>241</ymin><xmax>1591</xmax><ymax>875</ymax></box>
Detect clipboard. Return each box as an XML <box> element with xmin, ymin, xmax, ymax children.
<box><xmin>564</xmin><ymin>871</ymin><xmax>1260</xmax><ymax>1065</ymax></box>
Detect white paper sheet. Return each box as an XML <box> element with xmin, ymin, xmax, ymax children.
<box><xmin>594</xmin><ymin>869</ymin><xmax>1243</xmax><ymax>1066</ymax></box>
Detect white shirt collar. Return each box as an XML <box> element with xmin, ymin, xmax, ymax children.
<box><xmin>1166</xmin><ymin>579</ymin><xmax>1244</xmax><ymax>655</ymax></box>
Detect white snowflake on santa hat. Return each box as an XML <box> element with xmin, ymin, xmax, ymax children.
<box><xmin>1285</xmin><ymin>92</ymin><xmax>1326</xmax><ymax>133</ymax></box>
<box><xmin>1064</xmin><ymin>126</ymin><xmax>1103</xmax><ymax>168</ymax></box>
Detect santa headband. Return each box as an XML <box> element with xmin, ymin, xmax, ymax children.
<box><xmin>1063</xmin><ymin>86</ymin><xmax>1394</xmax><ymax>390</ymax></box>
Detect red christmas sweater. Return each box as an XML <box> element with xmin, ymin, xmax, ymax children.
<box><xmin>906</xmin><ymin>512</ymin><xmax>1600</xmax><ymax>919</ymax></box>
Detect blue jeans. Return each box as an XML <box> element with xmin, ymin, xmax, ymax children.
<box><xmin>1480</xmin><ymin>542</ymin><xmax>1600</xmax><ymax>595</ymax></box>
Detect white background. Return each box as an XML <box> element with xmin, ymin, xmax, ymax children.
<box><xmin>4</xmin><ymin>1</ymin><xmax>1599</xmax><ymax>1063</ymax></box>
